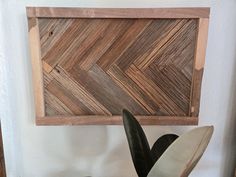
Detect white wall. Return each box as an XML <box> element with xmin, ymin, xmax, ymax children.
<box><xmin>0</xmin><ymin>0</ymin><xmax>236</xmax><ymax>177</ymax></box>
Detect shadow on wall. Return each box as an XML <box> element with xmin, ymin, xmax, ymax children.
<box><xmin>41</xmin><ymin>126</ymin><xmax>108</xmax><ymax>177</ymax></box>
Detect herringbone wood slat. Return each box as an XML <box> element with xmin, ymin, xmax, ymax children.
<box><xmin>38</xmin><ymin>18</ymin><xmax>197</xmax><ymax>117</ymax></box>
<box><xmin>27</xmin><ymin>8</ymin><xmax>210</xmax><ymax>125</ymax></box>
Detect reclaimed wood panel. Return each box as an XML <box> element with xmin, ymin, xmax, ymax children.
<box><xmin>27</xmin><ymin>7</ymin><xmax>210</xmax><ymax>125</ymax></box>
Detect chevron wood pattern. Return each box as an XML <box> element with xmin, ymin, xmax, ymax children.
<box><xmin>27</xmin><ymin>8</ymin><xmax>210</xmax><ymax>125</ymax></box>
<box><xmin>38</xmin><ymin>18</ymin><xmax>197</xmax><ymax>117</ymax></box>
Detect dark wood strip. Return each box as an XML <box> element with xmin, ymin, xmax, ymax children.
<box><xmin>134</xmin><ymin>19</ymin><xmax>189</xmax><ymax>70</ymax></box>
<box><xmin>181</xmin><ymin>59</ymin><xmax>194</xmax><ymax>81</ymax></box>
<box><xmin>97</xmin><ymin>19</ymin><xmax>152</xmax><ymax>71</ymax></box>
<box><xmin>38</xmin><ymin>18</ymin><xmax>74</xmax><ymax>58</ymax></box>
<box><xmin>46</xmin><ymin>79</ymin><xmax>94</xmax><ymax>115</ymax></box>
<box><xmin>116</xmin><ymin>19</ymin><xmax>181</xmax><ymax>71</ymax></box>
<box><xmin>50</xmin><ymin>67</ymin><xmax>112</xmax><ymax>115</ymax></box>
<box><xmin>36</xmin><ymin>116</ymin><xmax>198</xmax><ymax>125</ymax></box>
<box><xmin>45</xmin><ymin>90</ymin><xmax>74</xmax><ymax>116</ymax></box>
<box><xmin>146</xmin><ymin>65</ymin><xmax>191</xmax><ymax>113</ymax></box>
<box><xmin>43</xmin><ymin>71</ymin><xmax>54</xmax><ymax>86</ymax></box>
<box><xmin>27</xmin><ymin>7</ymin><xmax>210</xmax><ymax>18</ymax></box>
<box><xmin>152</xmin><ymin>19</ymin><xmax>197</xmax><ymax>70</ymax></box>
<box><xmin>57</xmin><ymin>19</ymin><xmax>132</xmax><ymax>71</ymax></box>
<box><xmin>41</xmin><ymin>19</ymin><xmax>92</xmax><ymax>67</ymax></box>
<box><xmin>70</xmin><ymin>64</ymin><xmax>149</xmax><ymax>115</ymax></box>
<box><xmin>78</xmin><ymin>19</ymin><xmax>134</xmax><ymax>71</ymax></box>
<box><xmin>58</xmin><ymin>19</ymin><xmax>113</xmax><ymax>71</ymax></box>
<box><xmin>126</xmin><ymin>64</ymin><xmax>186</xmax><ymax>115</ymax></box>
<box><xmin>107</xmin><ymin>65</ymin><xmax>162</xmax><ymax>115</ymax></box>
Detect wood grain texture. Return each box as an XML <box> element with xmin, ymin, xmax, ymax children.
<box><xmin>190</xmin><ymin>18</ymin><xmax>209</xmax><ymax>116</ymax></box>
<box><xmin>28</xmin><ymin>17</ymin><xmax>45</xmax><ymax>117</ymax></box>
<box><xmin>26</xmin><ymin>7</ymin><xmax>210</xmax><ymax>18</ymax></box>
<box><xmin>27</xmin><ymin>8</ymin><xmax>210</xmax><ymax>125</ymax></box>
<box><xmin>38</xmin><ymin>18</ymin><xmax>197</xmax><ymax>117</ymax></box>
<box><xmin>36</xmin><ymin>116</ymin><xmax>198</xmax><ymax>125</ymax></box>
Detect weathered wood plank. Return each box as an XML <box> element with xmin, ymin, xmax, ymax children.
<box><xmin>69</xmin><ymin>65</ymin><xmax>149</xmax><ymax>115</ymax></box>
<box><xmin>46</xmin><ymin>79</ymin><xmax>94</xmax><ymax>115</ymax></box>
<box><xmin>107</xmin><ymin>65</ymin><xmax>161</xmax><ymax>115</ymax></box>
<box><xmin>116</xmin><ymin>19</ymin><xmax>183</xmax><ymax>71</ymax></box>
<box><xmin>135</xmin><ymin>19</ymin><xmax>197</xmax><ymax>70</ymax></box>
<box><xmin>39</xmin><ymin>18</ymin><xmax>74</xmax><ymax>58</ymax></box>
<box><xmin>44</xmin><ymin>90</ymin><xmax>74</xmax><ymax>116</ymax></box>
<box><xmin>78</xmin><ymin>19</ymin><xmax>133</xmax><ymax>71</ymax></box>
<box><xmin>126</xmin><ymin>64</ymin><xmax>186</xmax><ymax>115</ymax></box>
<box><xmin>27</xmin><ymin>7</ymin><xmax>210</xmax><ymax>18</ymax></box>
<box><xmin>36</xmin><ymin>116</ymin><xmax>198</xmax><ymax>125</ymax></box>
<box><xmin>145</xmin><ymin>65</ymin><xmax>191</xmax><ymax>113</ymax></box>
<box><xmin>97</xmin><ymin>19</ymin><xmax>152</xmax><ymax>71</ymax></box>
<box><xmin>42</xmin><ymin>19</ymin><xmax>91</xmax><ymax>68</ymax></box>
<box><xmin>50</xmin><ymin>66</ymin><xmax>112</xmax><ymax>115</ymax></box>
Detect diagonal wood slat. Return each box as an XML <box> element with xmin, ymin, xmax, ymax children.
<box><xmin>38</xmin><ymin>18</ymin><xmax>198</xmax><ymax>117</ymax></box>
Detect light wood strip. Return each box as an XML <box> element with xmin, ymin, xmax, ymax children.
<box><xmin>26</xmin><ymin>7</ymin><xmax>210</xmax><ymax>18</ymax></box>
<box><xmin>36</xmin><ymin>116</ymin><xmax>198</xmax><ymax>125</ymax></box>
<box><xmin>194</xmin><ymin>18</ymin><xmax>209</xmax><ymax>70</ymax></box>
<box><xmin>190</xmin><ymin>18</ymin><xmax>209</xmax><ymax>116</ymax></box>
<box><xmin>42</xmin><ymin>61</ymin><xmax>53</xmax><ymax>73</ymax></box>
<box><xmin>28</xmin><ymin>18</ymin><xmax>45</xmax><ymax>117</ymax></box>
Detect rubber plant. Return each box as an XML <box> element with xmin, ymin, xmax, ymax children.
<box><xmin>122</xmin><ymin>109</ymin><xmax>213</xmax><ymax>177</ymax></box>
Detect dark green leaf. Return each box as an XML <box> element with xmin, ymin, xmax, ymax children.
<box><xmin>122</xmin><ymin>109</ymin><xmax>153</xmax><ymax>177</ymax></box>
<box><xmin>150</xmin><ymin>134</ymin><xmax>178</xmax><ymax>163</ymax></box>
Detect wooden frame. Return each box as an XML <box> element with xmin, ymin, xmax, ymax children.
<box><xmin>27</xmin><ymin>7</ymin><xmax>210</xmax><ymax>125</ymax></box>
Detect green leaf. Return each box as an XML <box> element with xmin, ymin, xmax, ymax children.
<box><xmin>150</xmin><ymin>134</ymin><xmax>178</xmax><ymax>163</ymax></box>
<box><xmin>122</xmin><ymin>109</ymin><xmax>153</xmax><ymax>177</ymax></box>
<box><xmin>147</xmin><ymin>126</ymin><xmax>214</xmax><ymax>177</ymax></box>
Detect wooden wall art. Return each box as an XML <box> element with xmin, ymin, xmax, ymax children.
<box><xmin>27</xmin><ymin>7</ymin><xmax>210</xmax><ymax>125</ymax></box>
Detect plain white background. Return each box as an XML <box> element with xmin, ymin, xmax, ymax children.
<box><xmin>0</xmin><ymin>0</ymin><xmax>236</xmax><ymax>177</ymax></box>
